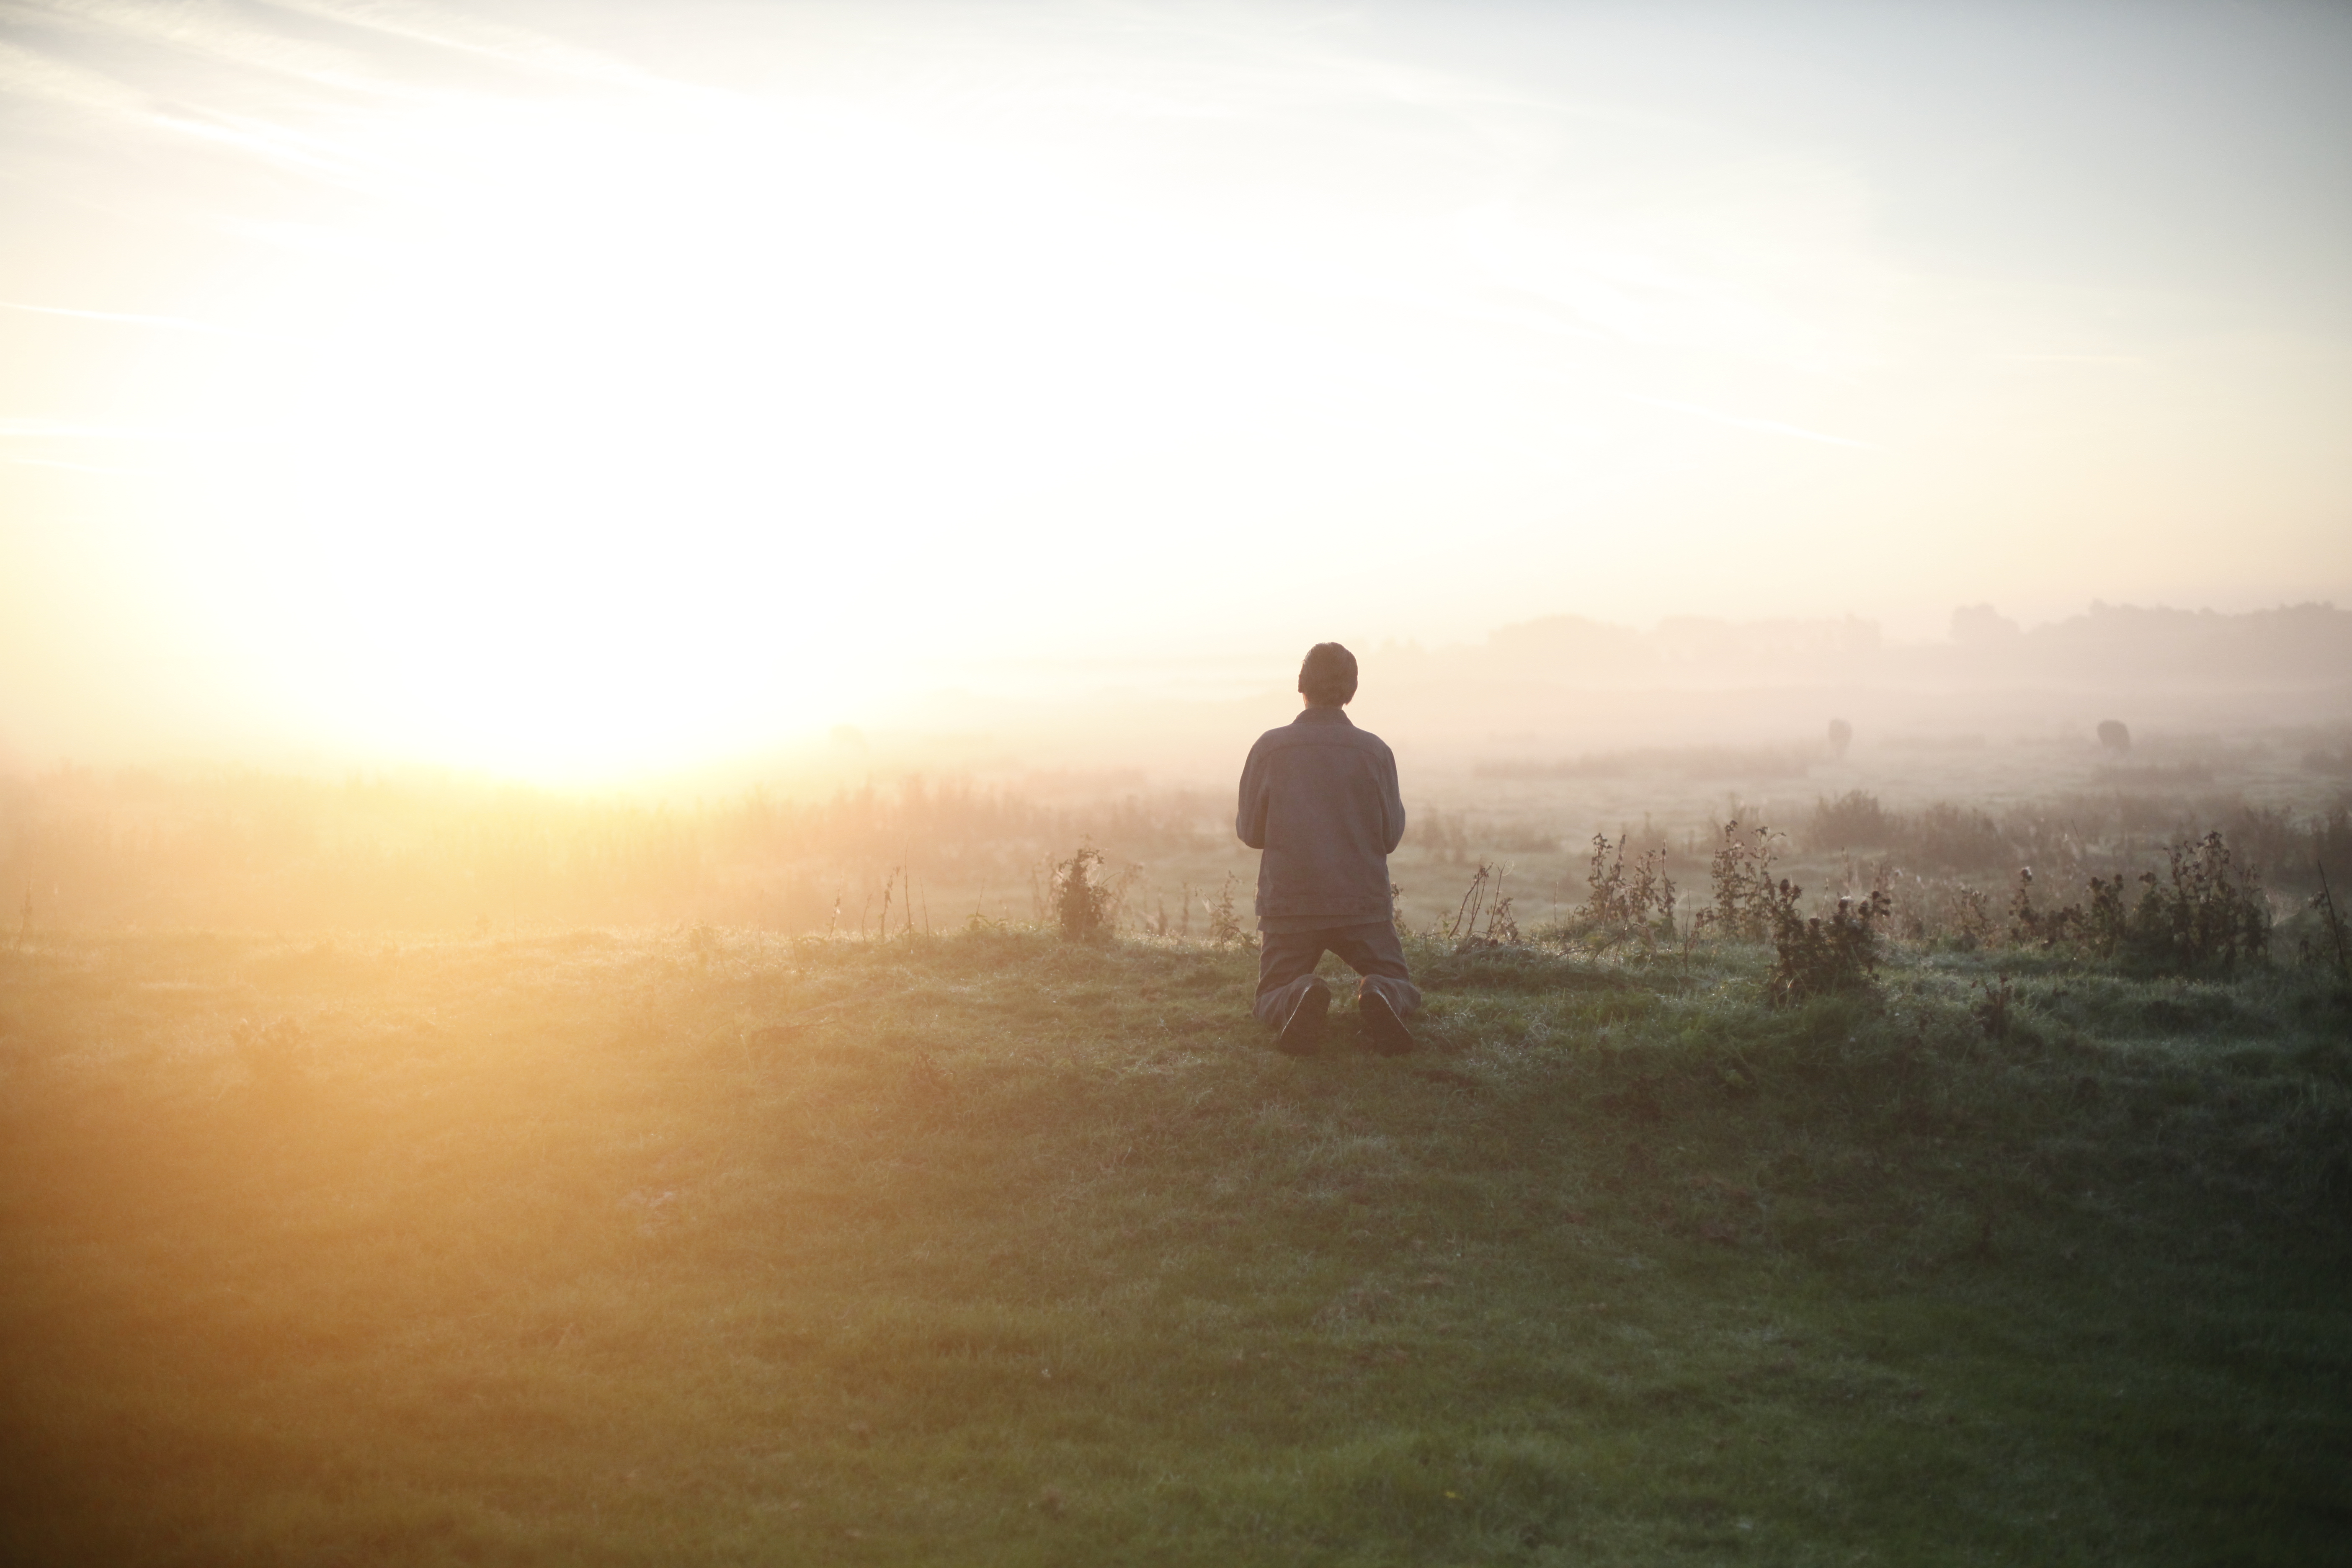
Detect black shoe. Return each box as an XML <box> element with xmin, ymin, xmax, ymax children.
<box><xmin>1358</xmin><ymin>988</ymin><xmax>1415</xmax><ymax>1055</ymax></box>
<box><xmin>1276</xmin><ymin>977</ymin><xmax>1331</xmax><ymax>1055</ymax></box>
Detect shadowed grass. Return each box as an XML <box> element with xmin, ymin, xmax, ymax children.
<box><xmin>1</xmin><ymin>927</ymin><xmax>2347</xmax><ymax>1563</ymax></box>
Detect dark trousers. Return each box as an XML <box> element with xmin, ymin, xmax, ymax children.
<box><xmin>1253</xmin><ymin>921</ymin><xmax>1422</xmax><ymax>1027</ymax></box>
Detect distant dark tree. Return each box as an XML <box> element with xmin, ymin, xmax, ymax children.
<box><xmin>1827</xmin><ymin>718</ymin><xmax>1852</xmax><ymax>758</ymax></box>
<box><xmin>2097</xmin><ymin>720</ymin><xmax>2132</xmax><ymax>754</ymax></box>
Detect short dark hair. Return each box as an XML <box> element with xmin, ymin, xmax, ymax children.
<box><xmin>1298</xmin><ymin>642</ymin><xmax>1358</xmax><ymax>706</ymax></box>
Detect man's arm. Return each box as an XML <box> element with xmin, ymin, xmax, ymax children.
<box><xmin>1378</xmin><ymin>743</ymin><xmax>1406</xmax><ymax>855</ymax></box>
<box><xmin>1236</xmin><ymin>738</ymin><xmax>1270</xmax><ymax>849</ymax></box>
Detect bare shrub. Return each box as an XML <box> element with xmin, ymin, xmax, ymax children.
<box><xmin>1444</xmin><ymin>862</ymin><xmax>1519</xmax><ymax>949</ymax></box>
<box><xmin>1762</xmin><ymin>880</ymin><xmax>1892</xmax><ymax>1005</ymax></box>
<box><xmin>1575</xmin><ymin>833</ymin><xmax>1676</xmax><ymax>952</ymax></box>
<box><xmin>2126</xmin><ymin>833</ymin><xmax>2269</xmax><ymax>975</ymax></box>
<box><xmin>2006</xmin><ymin>835</ymin><xmax>2268</xmax><ymax>975</ymax></box>
<box><xmin>2306</xmin><ymin>868</ymin><xmax>2350</xmax><ymax>980</ymax></box>
<box><xmin>1141</xmin><ymin>887</ymin><xmax>1192</xmax><ymax>941</ymax></box>
<box><xmin>2008</xmin><ymin>868</ymin><xmax>2074</xmax><ymax>950</ymax></box>
<box><xmin>1201</xmin><ymin>873</ymin><xmax>1246</xmax><ymax>948</ymax></box>
<box><xmin>1877</xmin><ymin>870</ymin><xmax>1996</xmax><ymax>946</ymax></box>
<box><xmin>1695</xmin><ymin>821</ymin><xmax>1780</xmax><ymax>941</ymax></box>
<box><xmin>1051</xmin><ymin>846</ymin><xmax>1131</xmax><ymax>941</ymax></box>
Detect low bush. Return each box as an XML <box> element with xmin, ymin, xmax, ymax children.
<box><xmin>2008</xmin><ymin>833</ymin><xmax>2269</xmax><ymax>975</ymax></box>
<box><xmin>2125</xmin><ymin>832</ymin><xmax>2271</xmax><ymax>975</ymax></box>
<box><xmin>1763</xmin><ymin>881</ymin><xmax>1892</xmax><ymax>1005</ymax></box>
<box><xmin>1050</xmin><ymin>846</ymin><xmax>1129</xmax><ymax>941</ymax></box>
<box><xmin>1569</xmin><ymin>833</ymin><xmax>1676</xmax><ymax>952</ymax></box>
<box><xmin>1695</xmin><ymin>820</ymin><xmax>1782</xmax><ymax>941</ymax></box>
<box><xmin>1199</xmin><ymin>872</ymin><xmax>1248</xmax><ymax>948</ymax></box>
<box><xmin>1440</xmin><ymin>861</ymin><xmax>1519</xmax><ymax>949</ymax></box>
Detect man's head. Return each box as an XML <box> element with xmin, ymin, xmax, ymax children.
<box><xmin>1298</xmin><ymin>642</ymin><xmax>1358</xmax><ymax>708</ymax></box>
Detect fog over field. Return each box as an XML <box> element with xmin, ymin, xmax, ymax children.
<box><xmin>858</xmin><ymin>598</ymin><xmax>2352</xmax><ymax>782</ymax></box>
<box><xmin>8</xmin><ymin>597</ymin><xmax>2347</xmax><ymax>940</ymax></box>
<box><xmin>5</xmin><ymin>5</ymin><xmax>2352</xmax><ymax>1564</ymax></box>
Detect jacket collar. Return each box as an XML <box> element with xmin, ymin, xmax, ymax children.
<box><xmin>1294</xmin><ymin>707</ymin><xmax>1354</xmax><ymax>726</ymax></box>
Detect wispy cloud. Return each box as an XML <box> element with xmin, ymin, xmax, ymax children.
<box><xmin>257</xmin><ymin>0</ymin><xmax>665</xmax><ymax>91</ymax></box>
<box><xmin>25</xmin><ymin>0</ymin><xmax>397</xmax><ymax>96</ymax></box>
<box><xmin>0</xmin><ymin>36</ymin><xmax>377</xmax><ymax>181</ymax></box>
<box><xmin>0</xmin><ymin>34</ymin><xmax>158</xmax><ymax>119</ymax></box>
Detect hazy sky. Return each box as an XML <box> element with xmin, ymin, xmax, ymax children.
<box><xmin>3</xmin><ymin>0</ymin><xmax>2347</xmax><ymax>778</ymax></box>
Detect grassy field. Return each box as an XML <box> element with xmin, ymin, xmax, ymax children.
<box><xmin>2</xmin><ymin>922</ymin><xmax>2348</xmax><ymax>1564</ymax></box>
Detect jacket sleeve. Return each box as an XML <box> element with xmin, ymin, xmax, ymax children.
<box><xmin>1236</xmin><ymin>738</ymin><xmax>1270</xmax><ymax>849</ymax></box>
<box><xmin>1379</xmin><ymin>743</ymin><xmax>1406</xmax><ymax>855</ymax></box>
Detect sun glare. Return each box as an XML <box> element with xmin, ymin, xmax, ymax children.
<box><xmin>0</xmin><ymin>8</ymin><xmax>1933</xmax><ymax>779</ymax></box>
<box><xmin>143</xmin><ymin>58</ymin><xmax>1894</xmax><ymax>781</ymax></box>
<box><xmin>3</xmin><ymin>1</ymin><xmax>2344</xmax><ymax>778</ymax></box>
<box><xmin>151</xmin><ymin>81</ymin><xmax>1553</xmax><ymax>778</ymax></box>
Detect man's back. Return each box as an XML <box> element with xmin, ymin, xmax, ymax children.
<box><xmin>1235</xmin><ymin>707</ymin><xmax>1405</xmax><ymax>926</ymax></box>
<box><xmin>1236</xmin><ymin>642</ymin><xmax>1420</xmax><ymax>1055</ymax></box>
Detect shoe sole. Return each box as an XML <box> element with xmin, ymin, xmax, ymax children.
<box><xmin>1277</xmin><ymin>981</ymin><xmax>1330</xmax><ymax>1055</ymax></box>
<box><xmin>1359</xmin><ymin>990</ymin><xmax>1415</xmax><ymax>1055</ymax></box>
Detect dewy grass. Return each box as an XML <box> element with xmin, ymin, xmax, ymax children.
<box><xmin>1</xmin><ymin>926</ymin><xmax>2348</xmax><ymax>1564</ymax></box>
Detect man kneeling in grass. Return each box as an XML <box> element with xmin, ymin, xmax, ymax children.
<box><xmin>1237</xmin><ymin>642</ymin><xmax>1421</xmax><ymax>1055</ymax></box>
